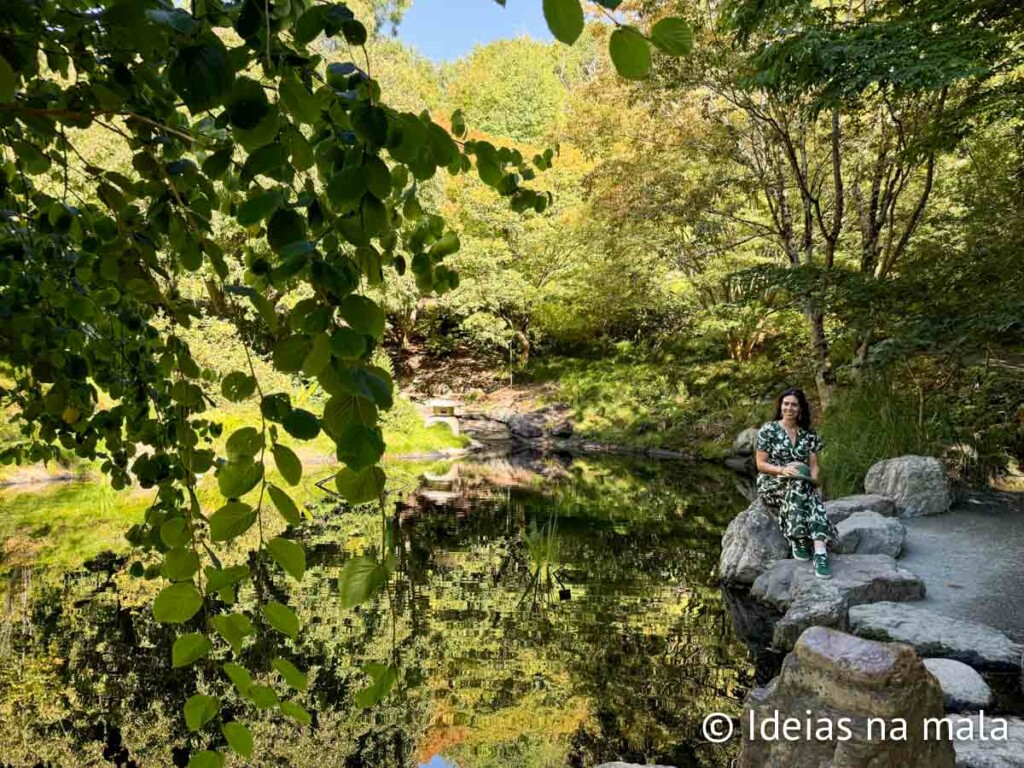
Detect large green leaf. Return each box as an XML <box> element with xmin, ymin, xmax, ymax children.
<box><xmin>279</xmin><ymin>74</ymin><xmax>321</xmax><ymax>124</ymax></box>
<box><xmin>223</xmin><ymin>662</ymin><xmax>254</xmax><ymax>695</ymax></box>
<box><xmin>339</xmin><ymin>295</ymin><xmax>385</xmax><ymax>340</ymax></box>
<box><xmin>187</xmin><ymin>751</ymin><xmax>224</xmax><ymax>768</ymax></box>
<box><xmin>160</xmin><ymin>518</ymin><xmax>191</xmax><ymax>549</ymax></box>
<box><xmin>650</xmin><ymin>17</ymin><xmax>693</xmax><ymax>56</ymax></box>
<box><xmin>0</xmin><ymin>55</ymin><xmax>15</xmax><ymax>103</ymax></box>
<box><xmin>323</xmin><ymin>394</ymin><xmax>378</xmax><ymax>440</ymax></box>
<box><xmin>609</xmin><ymin>26</ymin><xmax>652</xmax><ymax>80</ymax></box>
<box><xmin>271</xmin><ymin>443</ymin><xmax>302</xmax><ymax>485</ymax></box>
<box><xmin>172</xmin><ymin>633</ymin><xmax>212</xmax><ymax>667</ymax></box>
<box><xmin>272</xmin><ymin>335</ymin><xmax>310</xmax><ymax>373</ymax></box>
<box><xmin>208</xmin><ymin>502</ymin><xmax>257</xmax><ymax>542</ymax></box>
<box><xmin>221</xmin><ymin>371</ymin><xmax>257</xmax><ymax>402</ymax></box>
<box><xmin>267</xmin><ymin>536</ymin><xmax>306</xmax><ymax>581</ymax></box>
<box><xmin>216</xmin><ymin>460</ymin><xmax>263</xmax><ymax>499</ymax></box>
<box><xmin>204</xmin><ymin>565</ymin><xmax>250</xmax><ymax>594</ymax></box>
<box><xmin>335</xmin><ymin>466</ymin><xmax>386</xmax><ymax>504</ymax></box>
<box><xmin>267</xmin><ymin>208</ymin><xmax>308</xmax><ymax>253</ymax></box>
<box><xmin>268</xmin><ymin>484</ymin><xmax>303</xmax><ymax>525</ymax></box>
<box><xmin>222</xmin><ymin>722</ymin><xmax>254</xmax><ymax>759</ymax></box>
<box><xmin>282</xmin><ymin>408</ymin><xmax>320</xmax><ymax>440</ymax></box>
<box><xmin>184</xmin><ymin>694</ymin><xmax>220</xmax><ymax>731</ymax></box>
<box><xmin>225</xmin><ymin>427</ymin><xmax>262</xmax><ymax>461</ymax></box>
<box><xmin>153</xmin><ymin>582</ymin><xmax>203</xmax><ymax>624</ymax></box>
<box><xmin>336</xmin><ymin>424</ymin><xmax>385</xmax><ymax>470</ymax></box>
<box><xmin>354</xmin><ymin>663</ymin><xmax>397</xmax><ymax>708</ymax></box>
<box><xmin>247</xmin><ymin>684</ymin><xmax>279</xmax><ymax>709</ymax></box>
<box><xmin>162</xmin><ymin>547</ymin><xmax>200</xmax><ymax>582</ymax></box>
<box><xmin>280</xmin><ymin>700</ymin><xmax>313</xmax><ymax>725</ymax></box>
<box><xmin>227</xmin><ymin>76</ymin><xmax>270</xmax><ymax>129</ymax></box>
<box><xmin>237</xmin><ymin>190</ymin><xmax>283</xmax><ymax>226</ymax></box>
<box><xmin>212</xmin><ymin>612</ymin><xmax>255</xmax><ymax>652</ymax></box>
<box><xmin>272</xmin><ymin>657</ymin><xmax>309</xmax><ymax>691</ymax></box>
<box><xmin>263</xmin><ymin>601</ymin><xmax>299</xmax><ymax>639</ymax></box>
<box><xmin>543</xmin><ymin>0</ymin><xmax>584</xmax><ymax>45</ymax></box>
<box><xmin>338</xmin><ymin>555</ymin><xmax>388</xmax><ymax>609</ymax></box>
<box><xmin>168</xmin><ymin>38</ymin><xmax>233</xmax><ymax>112</ymax></box>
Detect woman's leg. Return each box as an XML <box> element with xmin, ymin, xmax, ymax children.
<box><xmin>759</xmin><ymin>476</ymin><xmax>807</xmax><ymax>549</ymax></box>
<box><xmin>783</xmin><ymin>481</ymin><xmax>837</xmax><ymax>548</ymax></box>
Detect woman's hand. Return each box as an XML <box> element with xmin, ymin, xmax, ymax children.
<box><xmin>780</xmin><ymin>464</ymin><xmax>802</xmax><ymax>478</ymax></box>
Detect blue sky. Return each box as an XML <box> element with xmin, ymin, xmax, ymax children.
<box><xmin>395</xmin><ymin>0</ymin><xmax>554</xmax><ymax>62</ymax></box>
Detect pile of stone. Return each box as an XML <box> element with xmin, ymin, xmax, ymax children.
<box><xmin>720</xmin><ymin>452</ymin><xmax>1024</xmax><ymax>768</ymax></box>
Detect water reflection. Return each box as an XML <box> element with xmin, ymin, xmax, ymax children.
<box><xmin>0</xmin><ymin>452</ymin><xmax>754</xmax><ymax>767</ymax></box>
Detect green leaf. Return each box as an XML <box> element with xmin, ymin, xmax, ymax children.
<box><xmin>293</xmin><ymin>5</ymin><xmax>326</xmax><ymax>45</ymax></box>
<box><xmin>354</xmin><ymin>663</ymin><xmax>397</xmax><ymax>708</ymax></box>
<box><xmin>272</xmin><ymin>657</ymin><xmax>309</xmax><ymax>691</ymax></box>
<box><xmin>267</xmin><ymin>536</ymin><xmax>306</xmax><ymax>582</ymax></box>
<box><xmin>271</xmin><ymin>443</ymin><xmax>302</xmax><ymax>485</ymax></box>
<box><xmin>204</xmin><ymin>565</ymin><xmax>251</xmax><ymax>594</ymax></box>
<box><xmin>302</xmin><ymin>332</ymin><xmax>331</xmax><ymax>376</ymax></box>
<box><xmin>168</xmin><ymin>39</ymin><xmax>233</xmax><ymax>113</ymax></box>
<box><xmin>327</xmin><ymin>167</ymin><xmax>367</xmax><ymax>209</ymax></box>
<box><xmin>208</xmin><ymin>502</ymin><xmax>257</xmax><ymax>542</ymax></box>
<box><xmin>450</xmin><ymin>109</ymin><xmax>466</xmax><ymax>138</ymax></box>
<box><xmin>222</xmin><ymin>722</ymin><xmax>253</xmax><ymax>759</ymax></box>
<box><xmin>172</xmin><ymin>633</ymin><xmax>212</xmax><ymax>667</ymax></box>
<box><xmin>153</xmin><ymin>582</ymin><xmax>203</xmax><ymax>624</ymax></box>
<box><xmin>268</xmin><ymin>484</ymin><xmax>303</xmax><ymax>525</ymax></box>
<box><xmin>282</xmin><ymin>409</ymin><xmax>320</xmax><ymax>440</ymax></box>
<box><xmin>323</xmin><ymin>394</ymin><xmax>378</xmax><ymax>440</ymax></box>
<box><xmin>0</xmin><ymin>55</ymin><xmax>15</xmax><ymax>104</ymax></box>
<box><xmin>273</xmin><ymin>335</ymin><xmax>310</xmax><ymax>373</ymax></box>
<box><xmin>212</xmin><ymin>613</ymin><xmax>255</xmax><ymax>652</ymax></box>
<box><xmin>187</xmin><ymin>751</ymin><xmax>224</xmax><ymax>768</ymax></box>
<box><xmin>227</xmin><ymin>76</ymin><xmax>270</xmax><ymax>129</ymax></box>
<box><xmin>339</xmin><ymin>555</ymin><xmax>388</xmax><ymax>609</ymax></box>
<box><xmin>609</xmin><ymin>27</ymin><xmax>652</xmax><ymax>80</ymax></box>
<box><xmin>226</xmin><ymin>427</ymin><xmax>262</xmax><ymax>461</ymax></box>
<box><xmin>329</xmin><ymin>328</ymin><xmax>367</xmax><ymax>360</ymax></box>
<box><xmin>237</xmin><ymin>190</ymin><xmax>283</xmax><ymax>226</ymax></box>
<box><xmin>279</xmin><ymin>74</ymin><xmax>321</xmax><ymax>124</ymax></box>
<box><xmin>280</xmin><ymin>700</ymin><xmax>313</xmax><ymax>725</ymax></box>
<box><xmin>247</xmin><ymin>684</ymin><xmax>279</xmax><ymax>709</ymax></box>
<box><xmin>650</xmin><ymin>17</ymin><xmax>693</xmax><ymax>56</ymax></box>
<box><xmin>216</xmin><ymin>460</ymin><xmax>263</xmax><ymax>499</ymax></box>
<box><xmin>162</xmin><ymin>547</ymin><xmax>200</xmax><ymax>582</ymax></box>
<box><xmin>221</xmin><ymin>371</ymin><xmax>257</xmax><ymax>402</ymax></box>
<box><xmin>160</xmin><ymin>518</ymin><xmax>191</xmax><ymax>548</ymax></box>
<box><xmin>14</xmin><ymin>141</ymin><xmax>51</xmax><ymax>175</ymax></box>
<box><xmin>335</xmin><ymin>466</ymin><xmax>386</xmax><ymax>504</ymax></box>
<box><xmin>223</xmin><ymin>662</ymin><xmax>254</xmax><ymax>694</ymax></box>
<box><xmin>267</xmin><ymin>208</ymin><xmax>308</xmax><ymax>253</ymax></box>
<box><xmin>543</xmin><ymin>0</ymin><xmax>584</xmax><ymax>45</ymax></box>
<box><xmin>338</xmin><ymin>295</ymin><xmax>385</xmax><ymax>340</ymax></box>
<box><xmin>184</xmin><ymin>694</ymin><xmax>220</xmax><ymax>731</ymax></box>
<box><xmin>364</xmin><ymin>157</ymin><xmax>392</xmax><ymax>200</ymax></box>
<box><xmin>428</xmin><ymin>232</ymin><xmax>461</xmax><ymax>259</ymax></box>
<box><xmin>342</xmin><ymin>18</ymin><xmax>367</xmax><ymax>46</ymax></box>
<box><xmin>336</xmin><ymin>424</ymin><xmax>385</xmax><ymax>470</ymax></box>
<box><xmin>263</xmin><ymin>601</ymin><xmax>300</xmax><ymax>639</ymax></box>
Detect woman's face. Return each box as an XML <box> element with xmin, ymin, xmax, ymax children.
<box><xmin>781</xmin><ymin>395</ymin><xmax>801</xmax><ymax>420</ymax></box>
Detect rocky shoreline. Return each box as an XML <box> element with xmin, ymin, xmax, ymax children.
<box><xmin>717</xmin><ymin>452</ymin><xmax>1024</xmax><ymax>767</ymax></box>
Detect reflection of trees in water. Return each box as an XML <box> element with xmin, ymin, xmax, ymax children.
<box><xmin>0</xmin><ymin>456</ymin><xmax>751</xmax><ymax>768</ymax></box>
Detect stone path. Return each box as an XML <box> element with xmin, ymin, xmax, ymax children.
<box><xmin>898</xmin><ymin>493</ymin><xmax>1024</xmax><ymax>642</ymax></box>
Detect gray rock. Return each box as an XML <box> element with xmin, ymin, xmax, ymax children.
<box><xmin>771</xmin><ymin>580</ymin><xmax>848</xmax><ymax>650</ymax></box>
<box><xmin>950</xmin><ymin>714</ymin><xmax>1024</xmax><ymax>767</ymax></box>
<box><xmin>824</xmin><ymin>493</ymin><xmax>898</xmax><ymax>524</ymax></box>
<box><xmin>849</xmin><ymin>602</ymin><xmax>1024</xmax><ymax>671</ymax></box>
<box><xmin>865</xmin><ymin>455</ymin><xmax>951</xmax><ymax>517</ymax></box>
<box><xmin>718</xmin><ymin>499</ymin><xmax>789</xmax><ymax>585</ymax></box>
<box><xmin>597</xmin><ymin>764</ymin><xmax>677</xmax><ymax>768</ymax></box>
<box><xmin>508</xmin><ymin>413</ymin><xmax>546</xmax><ymax>439</ymax></box>
<box><xmin>836</xmin><ymin>511</ymin><xmax>906</xmax><ymax>557</ymax></box>
<box><xmin>924</xmin><ymin>658</ymin><xmax>993</xmax><ymax>712</ymax></box>
<box><xmin>550</xmin><ymin>419</ymin><xmax>574</xmax><ymax>438</ymax></box>
<box><xmin>733</xmin><ymin>426</ymin><xmax>761</xmax><ymax>455</ymax></box>
<box><xmin>751</xmin><ymin>554</ymin><xmax>926</xmax><ymax>651</ymax></box>
<box><xmin>739</xmin><ymin>626</ymin><xmax>955</xmax><ymax>767</ymax></box>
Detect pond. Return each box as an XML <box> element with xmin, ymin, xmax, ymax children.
<box><xmin>0</xmin><ymin>452</ymin><xmax>755</xmax><ymax>768</ymax></box>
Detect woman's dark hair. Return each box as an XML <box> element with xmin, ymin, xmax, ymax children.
<box><xmin>773</xmin><ymin>388</ymin><xmax>812</xmax><ymax>429</ymax></box>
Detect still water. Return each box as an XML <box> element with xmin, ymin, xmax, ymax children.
<box><xmin>0</xmin><ymin>453</ymin><xmax>754</xmax><ymax>768</ymax></box>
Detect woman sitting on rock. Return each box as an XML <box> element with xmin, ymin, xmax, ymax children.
<box><xmin>755</xmin><ymin>388</ymin><xmax>837</xmax><ymax>579</ymax></box>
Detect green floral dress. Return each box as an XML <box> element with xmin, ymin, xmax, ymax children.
<box><xmin>755</xmin><ymin>421</ymin><xmax>837</xmax><ymax>547</ymax></box>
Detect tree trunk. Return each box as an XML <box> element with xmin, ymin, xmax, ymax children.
<box><xmin>805</xmin><ymin>308</ymin><xmax>835</xmax><ymax>409</ymax></box>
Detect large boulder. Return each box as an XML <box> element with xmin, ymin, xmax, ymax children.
<box><xmin>739</xmin><ymin>626</ymin><xmax>955</xmax><ymax>767</ymax></box>
<box><xmin>865</xmin><ymin>455</ymin><xmax>951</xmax><ymax>517</ymax></box>
<box><xmin>508</xmin><ymin>412</ymin><xmax>546</xmax><ymax>439</ymax></box>
<box><xmin>825</xmin><ymin>494</ymin><xmax>898</xmax><ymax>524</ymax></box>
<box><xmin>849</xmin><ymin>602</ymin><xmax>1024</xmax><ymax>672</ymax></box>
<box><xmin>836</xmin><ymin>511</ymin><xmax>906</xmax><ymax>557</ymax></box>
<box><xmin>923</xmin><ymin>659</ymin><xmax>993</xmax><ymax>713</ymax></box>
<box><xmin>718</xmin><ymin>499</ymin><xmax>789</xmax><ymax>585</ymax></box>
<box><xmin>733</xmin><ymin>426</ymin><xmax>761</xmax><ymax>455</ymax></box>
<box><xmin>949</xmin><ymin>714</ymin><xmax>1024</xmax><ymax>768</ymax></box>
<box><xmin>751</xmin><ymin>554</ymin><xmax>926</xmax><ymax>650</ymax></box>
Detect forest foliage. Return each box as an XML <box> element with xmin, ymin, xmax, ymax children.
<box><xmin>1</xmin><ymin>0</ymin><xmax>1022</xmax><ymax>763</ymax></box>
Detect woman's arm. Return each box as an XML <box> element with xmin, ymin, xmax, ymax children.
<box><xmin>757</xmin><ymin>450</ymin><xmax>800</xmax><ymax>477</ymax></box>
<box><xmin>808</xmin><ymin>452</ymin><xmax>822</xmax><ymax>486</ymax></box>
